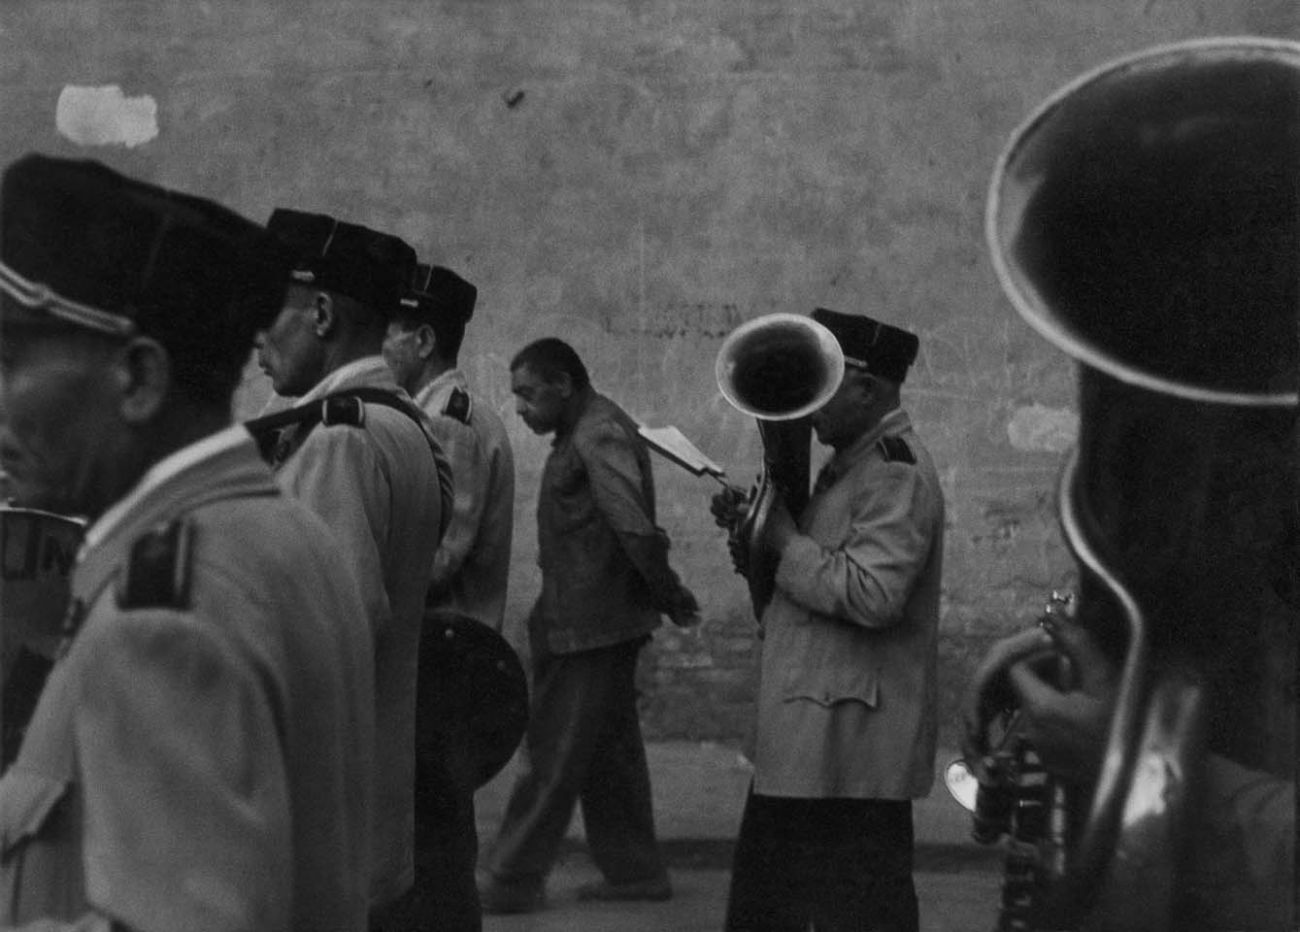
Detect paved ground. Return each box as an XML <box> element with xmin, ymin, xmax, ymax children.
<box><xmin>475</xmin><ymin>741</ymin><xmax>985</xmax><ymax>854</ymax></box>
<box><xmin>480</xmin><ymin>857</ymin><xmax>1003</xmax><ymax>932</ymax></box>
<box><xmin>473</xmin><ymin>741</ymin><xmax>1007</xmax><ymax>932</ymax></box>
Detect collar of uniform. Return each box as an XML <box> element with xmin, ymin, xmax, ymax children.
<box><xmin>412</xmin><ymin>366</ymin><xmax>467</xmax><ymax>413</ymax></box>
<box><xmin>825</xmin><ymin>407</ymin><xmax>912</xmax><ymax>477</ymax></box>
<box><xmin>298</xmin><ymin>354</ymin><xmax>397</xmax><ymax>404</ymax></box>
<box><xmin>79</xmin><ymin>424</ymin><xmax>254</xmax><ymax>559</ymax></box>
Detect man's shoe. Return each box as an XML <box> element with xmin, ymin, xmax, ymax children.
<box><xmin>575</xmin><ymin>877</ymin><xmax>673</xmax><ymax>902</ymax></box>
<box><xmin>477</xmin><ymin>879</ymin><xmax>544</xmax><ymax>915</ymax></box>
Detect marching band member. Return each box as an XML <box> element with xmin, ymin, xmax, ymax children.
<box><xmin>712</xmin><ymin>309</ymin><xmax>943</xmax><ymax>932</ymax></box>
<box><xmin>254</xmin><ymin>210</ymin><xmax>450</xmax><ymax>931</ymax></box>
<box><xmin>383</xmin><ymin>264</ymin><xmax>518</xmax><ymax>929</ymax></box>
<box><xmin>0</xmin><ymin>155</ymin><xmax>375</xmax><ymax>931</ymax></box>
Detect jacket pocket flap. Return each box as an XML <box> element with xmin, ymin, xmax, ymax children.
<box><xmin>782</xmin><ymin>666</ymin><xmax>879</xmax><ymax>709</ymax></box>
<box><xmin>0</xmin><ymin>769</ymin><xmax>69</xmax><ymax>856</ymax></box>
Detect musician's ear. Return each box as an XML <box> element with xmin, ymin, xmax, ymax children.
<box><xmin>554</xmin><ymin>371</ymin><xmax>575</xmax><ymax>398</ymax></box>
<box><xmin>312</xmin><ymin>292</ymin><xmax>337</xmax><ymax>338</ymax></box>
<box><xmin>415</xmin><ymin>323</ymin><xmax>438</xmax><ymax>360</ymax></box>
<box><xmin>116</xmin><ymin>335</ymin><xmax>170</xmax><ymax>424</ymax></box>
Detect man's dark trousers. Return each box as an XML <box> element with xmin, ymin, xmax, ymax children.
<box><xmin>483</xmin><ymin>637</ymin><xmax>667</xmax><ymax>894</ymax></box>
<box><xmin>725</xmin><ymin>790</ymin><xmax>919</xmax><ymax>932</ymax></box>
<box><xmin>413</xmin><ymin>750</ymin><xmax>481</xmax><ymax>931</ymax></box>
<box><xmin>413</xmin><ymin>612</ymin><xmax>483</xmax><ymax>932</ymax></box>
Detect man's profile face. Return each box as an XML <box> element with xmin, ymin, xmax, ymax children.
<box><xmin>381</xmin><ymin>319</ymin><xmax>424</xmax><ymax>395</ymax></box>
<box><xmin>255</xmin><ymin>285</ymin><xmax>324</xmax><ymax>397</ymax></box>
<box><xmin>511</xmin><ymin>364</ymin><xmax>567</xmax><ymax>436</ymax></box>
<box><xmin>0</xmin><ymin>324</ymin><xmax>124</xmax><ymax>516</ymax></box>
<box><xmin>810</xmin><ymin>367</ymin><xmax>874</xmax><ymax>450</ymax></box>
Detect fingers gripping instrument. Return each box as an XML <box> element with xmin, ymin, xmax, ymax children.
<box><xmin>955</xmin><ymin>592</ymin><xmax>1076</xmax><ymax>929</ymax></box>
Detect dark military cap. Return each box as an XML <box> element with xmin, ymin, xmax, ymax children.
<box><xmin>398</xmin><ymin>263</ymin><xmax>477</xmax><ymax>323</ymax></box>
<box><xmin>812</xmin><ymin>307</ymin><xmax>920</xmax><ymax>384</ymax></box>
<box><xmin>267</xmin><ymin>208</ymin><xmax>416</xmax><ymax>315</ymax></box>
<box><xmin>0</xmin><ymin>154</ymin><xmax>292</xmax><ymax>339</ymax></box>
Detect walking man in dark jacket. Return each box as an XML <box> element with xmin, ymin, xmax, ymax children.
<box><xmin>478</xmin><ymin>337</ymin><xmax>699</xmax><ymax>915</ymax></box>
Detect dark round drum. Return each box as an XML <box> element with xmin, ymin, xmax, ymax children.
<box><xmin>415</xmin><ymin>610</ymin><xmax>529</xmax><ymax>790</ymax></box>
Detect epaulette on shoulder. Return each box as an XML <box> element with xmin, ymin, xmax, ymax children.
<box><xmin>442</xmin><ymin>387</ymin><xmax>472</xmax><ymax>425</ymax></box>
<box><xmin>877</xmin><ymin>435</ymin><xmax>916</xmax><ymax>465</ymax></box>
<box><xmin>117</xmin><ymin>519</ymin><xmax>195</xmax><ymax>610</ymax></box>
<box><xmin>320</xmin><ymin>394</ymin><xmax>366</xmax><ymax>428</ymax></box>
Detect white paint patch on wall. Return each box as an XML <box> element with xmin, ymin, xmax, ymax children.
<box><xmin>1007</xmin><ymin>403</ymin><xmax>1079</xmax><ymax>453</ymax></box>
<box><xmin>56</xmin><ymin>85</ymin><xmax>158</xmax><ymax>148</ymax></box>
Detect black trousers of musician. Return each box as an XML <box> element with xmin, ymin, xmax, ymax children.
<box><xmin>367</xmin><ymin>886</ymin><xmax>421</xmax><ymax>932</ymax></box>
<box><xmin>412</xmin><ymin>742</ymin><xmax>481</xmax><ymax>931</ymax></box>
<box><xmin>724</xmin><ymin>789</ymin><xmax>919</xmax><ymax>932</ymax></box>
<box><xmin>482</xmin><ymin>637</ymin><xmax>668</xmax><ymax>894</ymax></box>
<box><xmin>412</xmin><ymin>621</ymin><xmax>484</xmax><ymax>932</ymax></box>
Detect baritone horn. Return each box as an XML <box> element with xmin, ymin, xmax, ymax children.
<box><xmin>714</xmin><ymin>313</ymin><xmax>844</xmax><ymax>616</ymax></box>
<box><xmin>960</xmin><ymin>37</ymin><xmax>1299</xmax><ymax>932</ymax></box>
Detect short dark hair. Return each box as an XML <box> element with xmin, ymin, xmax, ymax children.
<box><xmin>510</xmin><ymin>337</ymin><xmax>590</xmax><ymax>391</ymax></box>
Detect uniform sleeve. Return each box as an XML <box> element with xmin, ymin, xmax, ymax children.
<box><xmin>774</xmin><ymin>461</ymin><xmax>937</xmax><ymax>628</ymax></box>
<box><xmin>73</xmin><ymin>612</ymin><xmax>292</xmax><ymax>932</ymax></box>
<box><xmin>1187</xmin><ymin>755</ymin><xmax>1296</xmax><ymax>930</ymax></box>
<box><xmin>276</xmin><ymin>427</ymin><xmax>392</xmax><ymax>638</ymax></box>
<box><xmin>425</xmin><ymin>414</ymin><xmax>487</xmax><ymax>595</ymax></box>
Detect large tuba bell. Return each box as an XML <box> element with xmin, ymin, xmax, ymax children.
<box><xmin>715</xmin><ymin>312</ymin><xmax>845</xmax><ymax>616</ymax></box>
<box><xmin>963</xmin><ymin>37</ymin><xmax>1299</xmax><ymax>931</ymax></box>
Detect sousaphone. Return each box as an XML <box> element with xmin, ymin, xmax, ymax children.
<box><xmin>959</xmin><ymin>36</ymin><xmax>1299</xmax><ymax>932</ymax></box>
<box><xmin>715</xmin><ymin>313</ymin><xmax>845</xmax><ymax>616</ymax></box>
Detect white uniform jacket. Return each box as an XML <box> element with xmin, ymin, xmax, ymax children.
<box><xmin>271</xmin><ymin>357</ymin><xmax>445</xmax><ymax>909</ymax></box>
<box><xmin>414</xmin><ymin>368</ymin><xmax>515</xmax><ymax>631</ymax></box>
<box><xmin>0</xmin><ymin>427</ymin><xmax>375</xmax><ymax>932</ymax></box>
<box><xmin>753</xmin><ymin>408</ymin><xmax>944</xmax><ymax>800</ymax></box>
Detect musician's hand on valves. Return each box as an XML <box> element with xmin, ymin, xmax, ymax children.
<box><xmin>761</xmin><ymin>496</ymin><xmax>798</xmax><ymax>552</ymax></box>
<box><xmin>710</xmin><ymin>484</ymin><xmax>749</xmax><ymax>529</ymax></box>
<box><xmin>961</xmin><ymin>624</ymin><xmax>1056</xmax><ymax>780</ymax></box>
<box><xmin>1006</xmin><ymin>619</ymin><xmax>1119</xmax><ymax>786</ymax></box>
<box><xmin>711</xmin><ymin>485</ymin><xmax>752</xmax><ymax>577</ymax></box>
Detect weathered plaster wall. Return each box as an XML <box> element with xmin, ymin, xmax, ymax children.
<box><xmin>2</xmin><ymin>0</ymin><xmax>1293</xmax><ymax>743</ymax></box>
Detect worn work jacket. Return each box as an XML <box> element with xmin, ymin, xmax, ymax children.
<box><xmin>533</xmin><ymin>389</ymin><xmax>682</xmax><ymax>655</ymax></box>
<box><xmin>270</xmin><ymin>356</ymin><xmax>446</xmax><ymax>910</ymax></box>
<box><xmin>0</xmin><ymin>426</ymin><xmax>375</xmax><ymax>932</ymax></box>
<box><xmin>415</xmin><ymin>368</ymin><xmax>516</xmax><ymax>631</ymax></box>
<box><xmin>754</xmin><ymin>408</ymin><xmax>944</xmax><ymax>800</ymax></box>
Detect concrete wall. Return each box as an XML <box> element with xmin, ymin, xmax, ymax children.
<box><xmin>2</xmin><ymin>1</ymin><xmax>1293</xmax><ymax>744</ymax></box>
